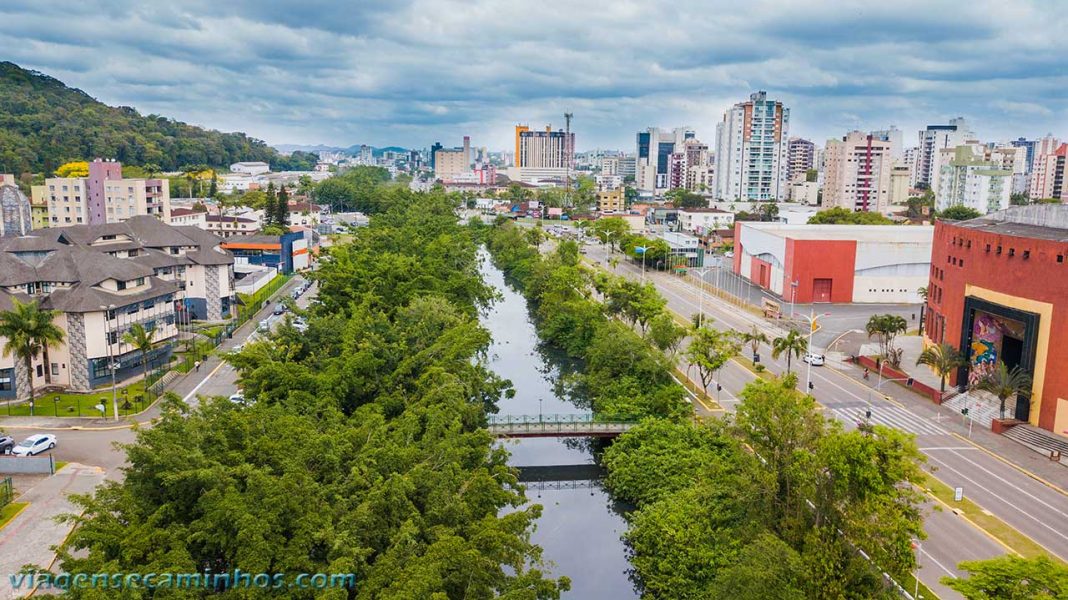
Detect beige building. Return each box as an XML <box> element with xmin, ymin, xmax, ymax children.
<box><xmin>597</xmin><ymin>188</ymin><xmax>625</xmax><ymax>213</ymax></box>
<box><xmin>34</xmin><ymin>159</ymin><xmax>171</xmax><ymax>227</ymax></box>
<box><xmin>889</xmin><ymin>165</ymin><xmax>911</xmax><ymax>208</ymax></box>
<box><xmin>823</xmin><ymin>131</ymin><xmax>893</xmax><ymax>213</ymax></box>
<box><xmin>433</xmin><ymin>148</ymin><xmax>468</xmax><ymax>181</ymax></box>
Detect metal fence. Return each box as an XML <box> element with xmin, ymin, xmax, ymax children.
<box><xmin>487</xmin><ymin>413</ymin><xmax>633</xmax><ymax>425</ymax></box>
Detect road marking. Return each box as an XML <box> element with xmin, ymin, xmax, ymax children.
<box><xmin>949</xmin><ymin>432</ymin><xmax>1068</xmax><ymax>498</ymax></box>
<box><xmin>920</xmin><ymin>546</ymin><xmax>958</xmax><ymax>578</ymax></box>
<box><xmin>922</xmin><ymin>487</ymin><xmax>1021</xmax><ymax>557</ymax></box>
<box><xmin>832</xmin><ymin>406</ymin><xmax>948</xmax><ymax>436</ymax></box>
<box><xmin>945</xmin><ymin>449</ymin><xmax>1068</xmax><ymax>520</ymax></box>
<box><xmin>919</xmin><ymin>447</ymin><xmax>978</xmax><ymax>451</ymax></box>
<box><xmin>182</xmin><ymin>361</ymin><xmax>227</xmax><ymax>404</ymax></box>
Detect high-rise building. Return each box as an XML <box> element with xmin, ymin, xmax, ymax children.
<box><xmin>904</xmin><ymin>147</ymin><xmax>921</xmax><ymax>187</ymax></box>
<box><xmin>507</xmin><ymin>124</ymin><xmax>574</xmax><ymax>184</ymax></box>
<box><xmin>433</xmin><ymin>148</ymin><xmax>468</xmax><ymax>180</ymax></box>
<box><xmin>870</xmin><ymin>126</ymin><xmax>904</xmax><ymax>163</ymax></box>
<box><xmin>1030</xmin><ymin>143</ymin><xmax>1068</xmax><ymax>202</ymax></box>
<box><xmin>429</xmin><ymin>142</ymin><xmax>443</xmax><ymax>170</ymax></box>
<box><xmin>936</xmin><ymin>146</ymin><xmax>1012</xmax><ymax>215</ymax></box>
<box><xmin>823</xmin><ymin>131</ymin><xmax>894</xmax><ymax>213</ymax></box>
<box><xmin>916</xmin><ymin>118</ymin><xmax>974</xmax><ymax>188</ymax></box>
<box><xmin>34</xmin><ymin>159</ymin><xmax>171</xmax><ymax>227</ymax></box>
<box><xmin>714</xmin><ymin>91</ymin><xmax>790</xmax><ymax>202</ymax></box>
<box><xmin>787</xmin><ymin>138</ymin><xmax>816</xmax><ymax>182</ymax></box>
<box><xmin>889</xmin><ymin>165</ymin><xmax>912</xmax><ymax>209</ymax></box>
<box><xmin>636</xmin><ymin>127</ymin><xmax>693</xmax><ymax>193</ymax></box>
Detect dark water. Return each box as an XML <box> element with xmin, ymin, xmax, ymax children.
<box><xmin>479</xmin><ymin>252</ymin><xmax>638</xmax><ymax>599</ymax></box>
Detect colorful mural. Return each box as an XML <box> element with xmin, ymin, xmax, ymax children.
<box><xmin>968</xmin><ymin>310</ymin><xmax>1026</xmax><ymax>386</ymax></box>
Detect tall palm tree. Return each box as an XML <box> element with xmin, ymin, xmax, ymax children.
<box><xmin>975</xmin><ymin>361</ymin><xmax>1033</xmax><ymax>420</ymax></box>
<box><xmin>771</xmin><ymin>329</ymin><xmax>807</xmax><ymax>374</ymax></box>
<box><xmin>740</xmin><ymin>325</ymin><xmax>769</xmax><ymax>362</ymax></box>
<box><xmin>916</xmin><ymin>342</ymin><xmax>965</xmax><ymax>394</ymax></box>
<box><xmin>0</xmin><ymin>299</ymin><xmax>65</xmax><ymax>405</ymax></box>
<box><xmin>122</xmin><ymin>323</ymin><xmax>156</xmax><ymax>397</ymax></box>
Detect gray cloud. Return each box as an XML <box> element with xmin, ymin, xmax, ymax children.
<box><xmin>1</xmin><ymin>0</ymin><xmax>1066</xmax><ymax>151</ymax></box>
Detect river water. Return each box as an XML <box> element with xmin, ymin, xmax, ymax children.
<box><xmin>479</xmin><ymin>253</ymin><xmax>638</xmax><ymax>599</ymax></box>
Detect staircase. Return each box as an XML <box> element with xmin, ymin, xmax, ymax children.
<box><xmin>1003</xmin><ymin>424</ymin><xmax>1068</xmax><ymax>460</ymax></box>
<box><xmin>941</xmin><ymin>391</ymin><xmax>1000</xmax><ymax>430</ymax></box>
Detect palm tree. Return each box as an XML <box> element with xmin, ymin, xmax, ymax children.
<box><xmin>740</xmin><ymin>325</ymin><xmax>769</xmax><ymax>362</ymax></box>
<box><xmin>122</xmin><ymin>323</ymin><xmax>156</xmax><ymax>397</ymax></box>
<box><xmin>915</xmin><ymin>343</ymin><xmax>965</xmax><ymax>394</ymax></box>
<box><xmin>866</xmin><ymin>314</ymin><xmax>908</xmax><ymax>367</ymax></box>
<box><xmin>0</xmin><ymin>299</ymin><xmax>65</xmax><ymax>405</ymax></box>
<box><xmin>771</xmin><ymin>329</ymin><xmax>807</xmax><ymax>374</ymax></box>
<box><xmin>975</xmin><ymin>361</ymin><xmax>1033</xmax><ymax>420</ymax></box>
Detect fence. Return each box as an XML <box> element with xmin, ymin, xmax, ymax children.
<box><xmin>0</xmin><ymin>477</ymin><xmax>11</xmax><ymax>508</ymax></box>
<box><xmin>235</xmin><ymin>274</ymin><xmax>291</xmax><ymax>329</ymax></box>
<box><xmin>0</xmin><ymin>456</ymin><xmax>54</xmax><ymax>475</ymax></box>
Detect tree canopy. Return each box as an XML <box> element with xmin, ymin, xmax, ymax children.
<box><xmin>808</xmin><ymin>207</ymin><xmax>895</xmax><ymax>225</ymax></box>
<box><xmin>937</xmin><ymin>205</ymin><xmax>983</xmax><ymax>221</ymax></box>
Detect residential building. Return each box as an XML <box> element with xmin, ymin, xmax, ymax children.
<box><xmin>205</xmin><ymin>214</ymin><xmax>258</xmax><ymax>238</ymax></box>
<box><xmin>870</xmin><ymin>126</ymin><xmax>904</xmax><ymax>163</ymax></box>
<box><xmin>714</xmin><ymin>91</ymin><xmax>790</xmax><ymax>202</ymax></box>
<box><xmin>1029</xmin><ymin>143</ymin><xmax>1068</xmax><ymax>202</ymax></box>
<box><xmin>924</xmin><ymin>205</ymin><xmax>1068</xmax><ymax>435</ymax></box>
<box><xmin>904</xmin><ymin>147</ymin><xmax>921</xmax><ymax>187</ymax></box>
<box><xmin>0</xmin><ymin>216</ymin><xmax>235</xmax><ymax>400</ymax></box>
<box><xmin>787</xmin><ymin>138</ymin><xmax>816</xmax><ymax>182</ymax></box>
<box><xmin>988</xmin><ymin>145</ymin><xmax>1029</xmax><ymax>195</ymax></box>
<box><xmin>916</xmin><ymin>118</ymin><xmax>974</xmax><ymax>188</ymax></box>
<box><xmin>434</xmin><ymin>148</ymin><xmax>468</xmax><ymax>181</ymax></box>
<box><xmin>677</xmin><ymin>208</ymin><xmax>734</xmax><ymax>235</ymax></box>
<box><xmin>286</xmin><ymin>202</ymin><xmax>323</xmax><ymax>227</ymax></box>
<box><xmin>732</xmin><ymin>222</ymin><xmax>933</xmax><ymax>304</ymax></box>
<box><xmin>936</xmin><ymin>146</ymin><xmax>1012</xmax><ymax>215</ymax></box>
<box><xmin>788</xmin><ymin>180</ymin><xmax>819</xmax><ymax>205</ymax></box>
<box><xmin>28</xmin><ymin>185</ymin><xmax>49</xmax><ymax>229</ymax></box>
<box><xmin>508</xmin><ymin>125</ymin><xmax>575</xmax><ymax>183</ymax></box>
<box><xmin>0</xmin><ymin>183</ymin><xmax>33</xmax><ymax>237</ymax></box>
<box><xmin>636</xmin><ymin>127</ymin><xmax>693</xmax><ymax>193</ymax></box>
<box><xmin>597</xmin><ymin>188</ymin><xmax>625</xmax><ymax>213</ymax></box>
<box><xmin>35</xmin><ymin>159</ymin><xmax>171</xmax><ymax>226</ymax></box>
<box><xmin>230</xmin><ymin>162</ymin><xmax>271</xmax><ymax>176</ymax></box>
<box><xmin>168</xmin><ymin>207</ymin><xmax>208</xmax><ymax>228</ymax></box>
<box><xmin>889</xmin><ymin>165</ymin><xmax>911</xmax><ymax>208</ymax></box>
<box><xmin>823</xmin><ymin>131</ymin><xmax>894</xmax><ymax>213</ymax></box>
<box><xmin>595</xmin><ymin>174</ymin><xmax>623</xmax><ymax>191</ymax></box>
<box><xmin>658</xmin><ymin>231</ymin><xmax>704</xmax><ymax>268</ymax></box>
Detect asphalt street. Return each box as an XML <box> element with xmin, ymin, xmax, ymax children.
<box><xmin>581</xmin><ymin>240</ymin><xmax>1068</xmax><ymax>596</ymax></box>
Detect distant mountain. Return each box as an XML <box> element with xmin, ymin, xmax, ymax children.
<box><xmin>273</xmin><ymin>143</ymin><xmax>348</xmax><ymax>155</ymax></box>
<box><xmin>0</xmin><ymin>61</ymin><xmax>284</xmax><ymax>174</ymax></box>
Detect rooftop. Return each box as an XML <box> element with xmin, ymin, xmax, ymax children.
<box><xmin>953</xmin><ymin>205</ymin><xmax>1068</xmax><ymax>242</ymax></box>
<box><xmin>738</xmin><ymin>222</ymin><xmax>935</xmax><ymax>243</ymax></box>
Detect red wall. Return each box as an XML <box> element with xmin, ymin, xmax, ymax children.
<box><xmin>927</xmin><ymin>221</ymin><xmax>1068</xmax><ymax>431</ymax></box>
<box><xmin>783</xmin><ymin>239</ymin><xmax>857</xmax><ymax>303</ymax></box>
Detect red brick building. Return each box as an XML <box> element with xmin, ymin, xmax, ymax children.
<box><xmin>925</xmin><ymin>205</ymin><xmax>1068</xmax><ymax>435</ymax></box>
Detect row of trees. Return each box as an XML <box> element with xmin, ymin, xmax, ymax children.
<box><xmin>484</xmin><ymin>220</ymin><xmax>690</xmax><ymax>421</ymax></box>
<box><xmin>58</xmin><ymin>192</ymin><xmax>571</xmax><ymax>598</ymax></box>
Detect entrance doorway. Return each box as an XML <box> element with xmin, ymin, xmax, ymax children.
<box><xmin>813</xmin><ymin>278</ymin><xmax>833</xmax><ymax>303</ymax></box>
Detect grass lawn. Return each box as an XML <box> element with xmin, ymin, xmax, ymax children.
<box><xmin>922</xmin><ymin>471</ymin><xmax>1065</xmax><ymax>564</ymax></box>
<box><xmin>54</xmin><ymin>461</ymin><xmax>68</xmax><ymax>472</ymax></box>
<box><xmin>0</xmin><ymin>502</ymin><xmax>28</xmax><ymax>531</ymax></box>
<box><xmin>901</xmin><ymin>570</ymin><xmax>941</xmax><ymax>600</ymax></box>
<box><xmin>5</xmin><ymin>379</ymin><xmax>155</xmax><ymax>418</ymax></box>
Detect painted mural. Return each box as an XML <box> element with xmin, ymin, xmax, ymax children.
<box><xmin>968</xmin><ymin>310</ymin><xmax>1026</xmax><ymax>386</ymax></box>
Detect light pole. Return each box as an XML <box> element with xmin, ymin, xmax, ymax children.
<box><xmin>636</xmin><ymin>246</ymin><xmax>648</xmax><ymax>281</ymax></box>
<box><xmin>101</xmin><ymin>304</ymin><xmax>119</xmax><ymax>421</ymax></box>
<box><xmin>913</xmin><ymin>540</ymin><xmax>922</xmax><ymax>599</ymax></box>
<box><xmin>790</xmin><ymin>280</ymin><xmax>799</xmax><ymax>318</ymax></box>
<box><xmin>691</xmin><ymin>268</ymin><xmax>711</xmax><ymax>325</ymax></box>
<box><xmin>801</xmin><ymin>309</ymin><xmax>829</xmax><ymax>393</ymax></box>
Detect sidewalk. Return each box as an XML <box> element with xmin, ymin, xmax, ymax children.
<box><xmin>0</xmin><ymin>463</ymin><xmax>106</xmax><ymax>599</ymax></box>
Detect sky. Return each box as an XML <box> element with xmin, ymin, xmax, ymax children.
<box><xmin>2</xmin><ymin>0</ymin><xmax>1066</xmax><ymax>152</ymax></box>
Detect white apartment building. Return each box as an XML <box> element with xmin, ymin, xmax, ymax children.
<box><xmin>936</xmin><ymin>146</ymin><xmax>1012</xmax><ymax>215</ymax></box>
<box><xmin>677</xmin><ymin>208</ymin><xmax>735</xmax><ymax>235</ymax></box>
<box><xmin>636</xmin><ymin>127</ymin><xmax>693</xmax><ymax>193</ymax></box>
<box><xmin>168</xmin><ymin>207</ymin><xmax>208</xmax><ymax>228</ymax></box>
<box><xmin>714</xmin><ymin>91</ymin><xmax>790</xmax><ymax>202</ymax></box>
<box><xmin>916</xmin><ymin>118</ymin><xmax>974</xmax><ymax>188</ymax></box>
<box><xmin>823</xmin><ymin>131</ymin><xmax>894</xmax><ymax>213</ymax></box>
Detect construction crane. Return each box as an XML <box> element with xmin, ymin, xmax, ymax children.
<box><xmin>564</xmin><ymin>112</ymin><xmax>573</xmax><ymax>206</ymax></box>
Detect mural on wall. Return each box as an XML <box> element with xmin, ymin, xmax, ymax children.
<box><xmin>968</xmin><ymin>310</ymin><xmax>1026</xmax><ymax>386</ymax></box>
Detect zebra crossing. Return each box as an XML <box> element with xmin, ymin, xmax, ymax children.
<box><xmin>831</xmin><ymin>405</ymin><xmax>949</xmax><ymax>436</ymax></box>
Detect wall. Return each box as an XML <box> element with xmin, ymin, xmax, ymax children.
<box><xmin>783</xmin><ymin>238</ymin><xmax>856</xmax><ymax>303</ymax></box>
<box><xmin>0</xmin><ymin>455</ymin><xmax>54</xmax><ymax>474</ymax></box>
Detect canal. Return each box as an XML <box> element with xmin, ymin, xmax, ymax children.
<box><xmin>479</xmin><ymin>252</ymin><xmax>637</xmax><ymax>599</ymax></box>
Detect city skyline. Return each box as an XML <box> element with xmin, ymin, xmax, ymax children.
<box><xmin>3</xmin><ymin>0</ymin><xmax>1066</xmax><ymax>152</ymax></box>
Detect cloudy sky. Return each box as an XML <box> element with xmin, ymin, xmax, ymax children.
<box><xmin>2</xmin><ymin>0</ymin><xmax>1066</xmax><ymax>152</ymax></box>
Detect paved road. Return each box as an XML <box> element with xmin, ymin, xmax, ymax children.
<box><xmin>581</xmin><ymin>242</ymin><xmax>1067</xmax><ymax>596</ymax></box>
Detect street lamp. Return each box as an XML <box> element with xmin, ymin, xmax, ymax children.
<box><xmin>635</xmin><ymin>246</ymin><xmax>648</xmax><ymax>282</ymax></box>
<box><xmin>790</xmin><ymin>280</ymin><xmax>799</xmax><ymax>318</ymax></box>
<box><xmin>691</xmin><ymin>268</ymin><xmax>711</xmax><ymax>325</ymax></box>
<box><xmin>801</xmin><ymin>309</ymin><xmax>830</xmax><ymax>393</ymax></box>
<box><xmin>101</xmin><ymin>304</ymin><xmax>119</xmax><ymax>421</ymax></box>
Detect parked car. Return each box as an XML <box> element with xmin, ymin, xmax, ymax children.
<box><xmin>0</xmin><ymin>436</ymin><xmax>14</xmax><ymax>454</ymax></box>
<box><xmin>802</xmin><ymin>352</ymin><xmax>825</xmax><ymax>366</ymax></box>
<box><xmin>12</xmin><ymin>434</ymin><xmax>56</xmax><ymax>456</ymax></box>
<box><xmin>228</xmin><ymin>393</ymin><xmax>246</xmax><ymax>405</ymax></box>
<box><xmin>272</xmin><ymin>303</ymin><xmax>286</xmax><ymax>316</ymax></box>
<box><xmin>724</xmin><ymin>251</ymin><xmax>735</xmax><ymax>258</ymax></box>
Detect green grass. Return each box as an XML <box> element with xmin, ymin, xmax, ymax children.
<box><xmin>198</xmin><ymin>325</ymin><xmax>224</xmax><ymax>339</ymax></box>
<box><xmin>5</xmin><ymin>379</ymin><xmax>154</xmax><ymax>418</ymax></box>
<box><xmin>0</xmin><ymin>502</ymin><xmax>28</xmax><ymax>531</ymax></box>
<box><xmin>54</xmin><ymin>461</ymin><xmax>68</xmax><ymax>472</ymax></box>
<box><xmin>922</xmin><ymin>471</ymin><xmax>1065</xmax><ymax>563</ymax></box>
<box><xmin>901</xmin><ymin>570</ymin><xmax>941</xmax><ymax>600</ymax></box>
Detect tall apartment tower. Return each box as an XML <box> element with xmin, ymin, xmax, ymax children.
<box><xmin>787</xmin><ymin>138</ymin><xmax>815</xmax><ymax>182</ymax></box>
<box><xmin>1030</xmin><ymin>143</ymin><xmax>1068</xmax><ymax>202</ymax></box>
<box><xmin>635</xmin><ymin>127</ymin><xmax>694</xmax><ymax>193</ymax></box>
<box><xmin>870</xmin><ymin>126</ymin><xmax>904</xmax><ymax>162</ymax></box>
<box><xmin>508</xmin><ymin>125</ymin><xmax>574</xmax><ymax>183</ymax></box>
<box><xmin>714</xmin><ymin>91</ymin><xmax>790</xmax><ymax>202</ymax></box>
<box><xmin>823</xmin><ymin>131</ymin><xmax>894</xmax><ymax>213</ymax></box>
<box><xmin>916</xmin><ymin>118</ymin><xmax>974</xmax><ymax>188</ymax></box>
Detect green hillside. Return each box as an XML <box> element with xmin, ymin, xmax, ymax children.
<box><xmin>0</xmin><ymin>61</ymin><xmax>286</xmax><ymax>174</ymax></box>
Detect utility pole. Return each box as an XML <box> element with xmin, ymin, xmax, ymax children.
<box><xmin>564</xmin><ymin>112</ymin><xmax>574</xmax><ymax>207</ymax></box>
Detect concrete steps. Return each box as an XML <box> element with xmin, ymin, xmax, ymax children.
<box><xmin>941</xmin><ymin>391</ymin><xmax>999</xmax><ymax>430</ymax></box>
<box><xmin>1003</xmin><ymin>424</ymin><xmax>1068</xmax><ymax>457</ymax></box>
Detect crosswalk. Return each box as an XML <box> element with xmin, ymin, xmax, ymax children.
<box><xmin>831</xmin><ymin>405</ymin><xmax>949</xmax><ymax>436</ymax></box>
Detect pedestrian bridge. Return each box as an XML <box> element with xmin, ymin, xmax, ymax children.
<box><xmin>488</xmin><ymin>414</ymin><xmax>636</xmax><ymax>438</ymax></box>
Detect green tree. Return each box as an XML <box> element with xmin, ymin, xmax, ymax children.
<box><xmin>710</xmin><ymin>534</ymin><xmax>806</xmax><ymax>600</ymax></box>
<box><xmin>916</xmin><ymin>342</ymin><xmax>965</xmax><ymax>393</ymax></box>
<box><xmin>771</xmin><ymin>329</ymin><xmax>807</xmax><ymax>374</ymax></box>
<box><xmin>1009</xmin><ymin>192</ymin><xmax>1030</xmax><ymax>206</ymax></box>
<box><xmin>647</xmin><ymin>312</ymin><xmax>686</xmax><ymax>357</ymax></box>
<box><xmin>0</xmin><ymin>298</ymin><xmax>65</xmax><ymax>404</ymax></box>
<box><xmin>756</xmin><ymin>201</ymin><xmax>779</xmax><ymax>222</ymax></box>
<box><xmin>526</xmin><ymin>224</ymin><xmax>547</xmax><ymax>249</ymax></box>
<box><xmin>685</xmin><ymin>326</ymin><xmax>740</xmax><ymax>393</ymax></box>
<box><xmin>263</xmin><ymin>182</ymin><xmax>278</xmax><ymax>226</ymax></box>
<box><xmin>739</xmin><ymin>325</ymin><xmax>769</xmax><ymax>362</ymax></box>
<box><xmin>588</xmin><ymin>217</ymin><xmax>629</xmax><ymax>252</ymax></box>
<box><xmin>275</xmin><ymin>184</ymin><xmax>290</xmax><ymax>227</ymax></box>
<box><xmin>938</xmin><ymin>205</ymin><xmax>982</xmax><ymax>221</ymax></box>
<box><xmin>944</xmin><ymin>555</ymin><xmax>1068</xmax><ymax>599</ymax></box>
<box><xmin>605</xmin><ymin>278</ymin><xmax>666</xmax><ymax>333</ymax></box>
<box><xmin>664</xmin><ymin>188</ymin><xmax>706</xmax><ymax>208</ymax></box>
<box><xmin>808</xmin><ymin>206</ymin><xmax>895</xmax><ymax>225</ymax></box>
<box><xmin>974</xmin><ymin>360</ymin><xmax>1033</xmax><ymax>420</ymax></box>
<box><xmin>805</xmin><ymin>168</ymin><xmax>818</xmax><ymax>183</ymax></box>
<box><xmin>866</xmin><ymin>314</ymin><xmax>908</xmax><ymax>367</ymax></box>
<box><xmin>121</xmin><ymin>323</ymin><xmax>157</xmax><ymax>397</ymax></box>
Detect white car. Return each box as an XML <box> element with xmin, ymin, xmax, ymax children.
<box><xmin>802</xmin><ymin>352</ymin><xmax>825</xmax><ymax>366</ymax></box>
<box><xmin>724</xmin><ymin>251</ymin><xmax>735</xmax><ymax>258</ymax></box>
<box><xmin>12</xmin><ymin>434</ymin><xmax>56</xmax><ymax>456</ymax></box>
<box><xmin>228</xmin><ymin>393</ymin><xmax>246</xmax><ymax>405</ymax></box>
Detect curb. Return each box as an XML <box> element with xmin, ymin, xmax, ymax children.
<box><xmin>0</xmin><ymin>502</ymin><xmax>29</xmax><ymax>534</ymax></box>
<box><xmin>949</xmin><ymin>432</ymin><xmax>1068</xmax><ymax>498</ymax></box>
<box><xmin>921</xmin><ymin>488</ymin><xmax>1021</xmax><ymax>557</ymax></box>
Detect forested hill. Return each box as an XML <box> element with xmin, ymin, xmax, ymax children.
<box><xmin>0</xmin><ymin>61</ymin><xmax>285</xmax><ymax>174</ymax></box>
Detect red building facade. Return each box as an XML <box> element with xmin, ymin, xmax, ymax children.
<box><xmin>926</xmin><ymin>206</ymin><xmax>1068</xmax><ymax>435</ymax></box>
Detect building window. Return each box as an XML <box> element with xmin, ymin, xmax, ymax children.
<box><xmin>1058</xmin><ymin>255</ymin><xmax>1064</xmax><ymax>263</ymax></box>
<box><xmin>1009</xmin><ymin>248</ymin><xmax>1015</xmax><ymax>257</ymax></box>
<box><xmin>996</xmin><ymin>246</ymin><xmax>1002</xmax><ymax>255</ymax></box>
<box><xmin>51</xmin><ymin>363</ymin><xmax>59</xmax><ymax>376</ymax></box>
<box><xmin>126</xmin><ymin>304</ymin><xmax>139</xmax><ymax>315</ymax></box>
<box><xmin>1022</xmin><ymin>250</ymin><xmax>1030</xmax><ymax>259</ymax></box>
<box><xmin>116</xmin><ymin>280</ymin><xmax>127</xmax><ymax>291</ymax></box>
<box><xmin>135</xmin><ymin>277</ymin><xmax>145</xmax><ymax>286</ymax></box>
<box><xmin>985</xmin><ymin>244</ymin><xmax>991</xmax><ymax>252</ymax></box>
<box><xmin>959</xmin><ymin>259</ymin><xmax>964</xmax><ymax>267</ymax></box>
